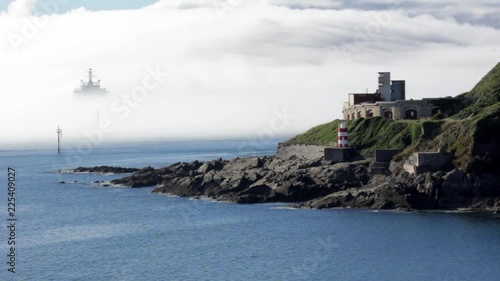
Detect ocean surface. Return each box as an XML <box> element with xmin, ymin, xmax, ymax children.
<box><xmin>0</xmin><ymin>140</ymin><xmax>499</xmax><ymax>281</ymax></box>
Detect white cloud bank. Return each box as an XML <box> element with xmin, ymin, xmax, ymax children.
<box><xmin>0</xmin><ymin>0</ymin><xmax>499</xmax><ymax>149</ymax></box>
<box><xmin>5</xmin><ymin>0</ymin><xmax>37</xmax><ymax>17</ymax></box>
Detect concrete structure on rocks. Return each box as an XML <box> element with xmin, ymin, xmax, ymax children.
<box><xmin>403</xmin><ymin>151</ymin><xmax>453</xmax><ymax>175</ymax></box>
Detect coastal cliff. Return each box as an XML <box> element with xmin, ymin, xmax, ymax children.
<box><xmin>105</xmin><ymin>63</ymin><xmax>500</xmax><ymax>212</ymax></box>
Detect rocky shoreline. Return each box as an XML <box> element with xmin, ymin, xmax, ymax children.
<box><xmin>105</xmin><ymin>155</ymin><xmax>500</xmax><ymax>213</ymax></box>
<box><xmin>61</xmin><ymin>166</ymin><xmax>141</xmax><ymax>174</ymax></box>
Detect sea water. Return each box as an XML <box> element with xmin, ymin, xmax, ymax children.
<box><xmin>0</xmin><ymin>140</ymin><xmax>499</xmax><ymax>281</ymax></box>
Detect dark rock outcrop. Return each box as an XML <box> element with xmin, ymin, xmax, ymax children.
<box><xmin>66</xmin><ymin>166</ymin><xmax>140</xmax><ymax>174</ymax></box>
<box><xmin>109</xmin><ymin>156</ymin><xmax>500</xmax><ymax>212</ymax></box>
<box><xmin>301</xmin><ymin>164</ymin><xmax>500</xmax><ymax>212</ymax></box>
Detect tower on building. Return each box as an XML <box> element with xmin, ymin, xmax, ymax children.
<box><xmin>378</xmin><ymin>72</ymin><xmax>391</xmax><ymax>101</ymax></box>
<box><xmin>391</xmin><ymin>80</ymin><xmax>406</xmax><ymax>101</ymax></box>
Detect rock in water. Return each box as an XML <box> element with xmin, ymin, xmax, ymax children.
<box><xmin>69</xmin><ymin>166</ymin><xmax>141</xmax><ymax>174</ymax></box>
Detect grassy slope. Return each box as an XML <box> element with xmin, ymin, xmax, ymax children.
<box><xmin>284</xmin><ymin>62</ymin><xmax>500</xmax><ymax>172</ymax></box>
<box><xmin>453</xmin><ymin>62</ymin><xmax>500</xmax><ymax>118</ymax></box>
<box><xmin>285</xmin><ymin>120</ymin><xmax>343</xmax><ymax>146</ymax></box>
<box><xmin>286</xmin><ymin>117</ymin><xmax>433</xmax><ymax>157</ymax></box>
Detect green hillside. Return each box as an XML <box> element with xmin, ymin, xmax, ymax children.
<box><xmin>285</xmin><ymin>120</ymin><xmax>343</xmax><ymax>146</ymax></box>
<box><xmin>454</xmin><ymin>62</ymin><xmax>500</xmax><ymax>118</ymax></box>
<box><xmin>286</xmin><ymin>117</ymin><xmax>439</xmax><ymax>157</ymax></box>
<box><xmin>284</xmin><ymin>62</ymin><xmax>500</xmax><ymax>172</ymax></box>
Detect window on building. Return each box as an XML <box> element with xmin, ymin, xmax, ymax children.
<box><xmin>432</xmin><ymin>108</ymin><xmax>442</xmax><ymax>116</ymax></box>
<box><xmin>405</xmin><ymin>109</ymin><xmax>418</xmax><ymax>120</ymax></box>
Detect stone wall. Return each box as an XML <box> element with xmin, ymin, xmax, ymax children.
<box><xmin>276</xmin><ymin>144</ymin><xmax>326</xmax><ymax>160</ymax></box>
<box><xmin>416</xmin><ymin>152</ymin><xmax>453</xmax><ymax>168</ymax></box>
<box><xmin>343</xmin><ymin>99</ymin><xmax>438</xmax><ymax>121</ymax></box>
<box><xmin>375</xmin><ymin>149</ymin><xmax>400</xmax><ymax>162</ymax></box>
<box><xmin>404</xmin><ymin>151</ymin><xmax>453</xmax><ymax>175</ymax></box>
<box><xmin>324</xmin><ymin>148</ymin><xmax>352</xmax><ymax>162</ymax></box>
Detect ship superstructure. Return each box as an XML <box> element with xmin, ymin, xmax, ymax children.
<box><xmin>74</xmin><ymin>68</ymin><xmax>108</xmax><ymax>94</ymax></box>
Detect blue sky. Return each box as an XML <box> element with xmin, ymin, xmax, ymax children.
<box><xmin>0</xmin><ymin>0</ymin><xmax>158</xmax><ymax>13</ymax></box>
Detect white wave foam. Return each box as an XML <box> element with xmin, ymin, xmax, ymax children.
<box><xmin>270</xmin><ymin>206</ymin><xmax>298</xmax><ymax>210</ymax></box>
<box><xmin>22</xmin><ymin>223</ymin><xmax>142</xmax><ymax>248</ymax></box>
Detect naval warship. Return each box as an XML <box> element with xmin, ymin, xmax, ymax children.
<box><xmin>74</xmin><ymin>68</ymin><xmax>109</xmax><ymax>94</ymax></box>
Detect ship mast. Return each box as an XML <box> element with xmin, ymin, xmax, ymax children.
<box><xmin>88</xmin><ymin>68</ymin><xmax>93</xmax><ymax>83</ymax></box>
<box><xmin>56</xmin><ymin>125</ymin><xmax>62</xmax><ymax>154</ymax></box>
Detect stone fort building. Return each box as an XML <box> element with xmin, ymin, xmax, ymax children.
<box><xmin>343</xmin><ymin>72</ymin><xmax>446</xmax><ymax>120</ymax></box>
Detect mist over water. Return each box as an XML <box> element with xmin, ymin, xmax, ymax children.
<box><xmin>1</xmin><ymin>64</ymin><xmax>301</xmax><ymax>148</ymax></box>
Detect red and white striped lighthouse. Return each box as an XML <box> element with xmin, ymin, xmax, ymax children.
<box><xmin>338</xmin><ymin>121</ymin><xmax>349</xmax><ymax>148</ymax></box>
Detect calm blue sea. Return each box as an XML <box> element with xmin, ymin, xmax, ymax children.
<box><xmin>0</xmin><ymin>140</ymin><xmax>499</xmax><ymax>281</ymax></box>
